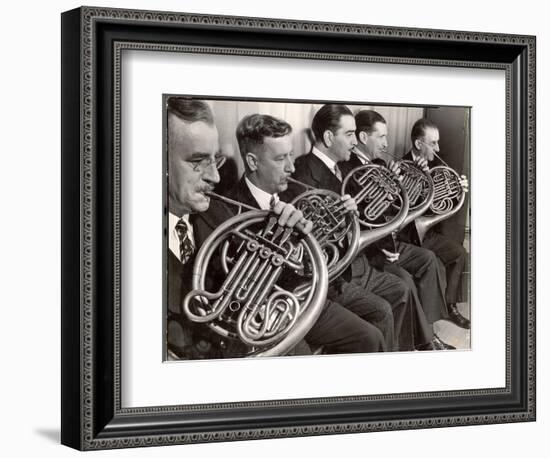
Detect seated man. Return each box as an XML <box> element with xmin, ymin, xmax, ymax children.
<box><xmin>281</xmin><ymin>104</ymin><xmax>437</xmax><ymax>351</ymax></box>
<box><xmin>402</xmin><ymin>118</ymin><xmax>470</xmax><ymax>329</ymax></box>
<box><xmin>166</xmin><ymin>97</ymin><xmax>385</xmax><ymax>358</ymax></box>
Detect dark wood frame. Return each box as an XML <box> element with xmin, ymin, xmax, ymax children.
<box><xmin>61</xmin><ymin>6</ymin><xmax>536</xmax><ymax>450</ymax></box>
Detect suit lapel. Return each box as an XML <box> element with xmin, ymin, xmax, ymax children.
<box><xmin>190</xmin><ymin>199</ymin><xmax>235</xmax><ymax>249</ymax></box>
<box><xmin>403</xmin><ymin>150</ymin><xmax>414</xmax><ymax>162</ymax></box>
<box><xmin>234</xmin><ymin>176</ymin><xmax>261</xmax><ymax>210</ymax></box>
<box><xmin>307</xmin><ymin>153</ymin><xmax>342</xmax><ymax>194</ymax></box>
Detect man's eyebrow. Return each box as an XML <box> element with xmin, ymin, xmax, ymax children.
<box><xmin>189</xmin><ymin>152</ymin><xmax>212</xmax><ymax>160</ymax></box>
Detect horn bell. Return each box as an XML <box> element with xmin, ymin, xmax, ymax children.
<box><xmin>414</xmin><ymin>166</ymin><xmax>466</xmax><ymax>243</ymax></box>
<box><xmin>341</xmin><ymin>163</ymin><xmax>410</xmax><ymax>252</ymax></box>
<box><xmin>289</xmin><ymin>186</ymin><xmax>360</xmax><ymax>282</ymax></box>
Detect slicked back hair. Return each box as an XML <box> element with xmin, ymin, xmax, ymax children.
<box><xmin>411</xmin><ymin>118</ymin><xmax>438</xmax><ymax>146</ymax></box>
<box><xmin>355</xmin><ymin>109</ymin><xmax>386</xmax><ymax>136</ymax></box>
<box><xmin>236</xmin><ymin>114</ymin><xmax>292</xmax><ymax>169</ymax></box>
<box><xmin>167</xmin><ymin>97</ymin><xmax>214</xmax><ymax>125</ymax></box>
<box><xmin>311</xmin><ymin>104</ymin><xmax>353</xmax><ymax>144</ymax></box>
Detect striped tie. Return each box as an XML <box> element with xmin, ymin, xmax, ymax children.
<box><xmin>269</xmin><ymin>194</ymin><xmax>279</xmax><ymax>209</ymax></box>
<box><xmin>175</xmin><ymin>218</ymin><xmax>195</xmax><ymax>265</ymax></box>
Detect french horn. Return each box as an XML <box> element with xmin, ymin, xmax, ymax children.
<box><xmin>341</xmin><ymin>147</ymin><xmax>410</xmax><ymax>250</ymax></box>
<box><xmin>414</xmin><ymin>152</ymin><xmax>467</xmax><ymax>243</ymax></box>
<box><xmin>346</xmin><ymin>147</ymin><xmax>435</xmax><ymax>230</ymax></box>
<box><xmin>182</xmin><ymin>194</ymin><xmax>328</xmax><ymax>357</ymax></box>
<box><xmin>287</xmin><ymin>178</ymin><xmax>360</xmax><ymax>281</ymax></box>
<box><xmin>395</xmin><ymin>158</ymin><xmax>434</xmax><ymax>229</ymax></box>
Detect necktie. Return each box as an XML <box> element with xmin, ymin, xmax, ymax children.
<box><xmin>269</xmin><ymin>194</ymin><xmax>279</xmax><ymax>209</ymax></box>
<box><xmin>175</xmin><ymin>218</ymin><xmax>195</xmax><ymax>265</ymax></box>
<box><xmin>333</xmin><ymin>164</ymin><xmax>342</xmax><ymax>181</ymax></box>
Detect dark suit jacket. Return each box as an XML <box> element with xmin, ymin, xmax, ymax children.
<box><xmin>281</xmin><ymin>152</ymin><xmax>343</xmax><ymax>201</ymax></box>
<box><xmin>226</xmin><ymin>176</ymin><xmax>262</xmax><ymax>211</ymax></box>
<box><xmin>338</xmin><ymin>154</ymin><xmax>398</xmax><ymax>268</ymax></box>
<box><xmin>339</xmin><ymin>152</ymin><xmax>363</xmax><ymax>177</ymax></box>
<box><xmin>167</xmin><ymin>199</ymin><xmax>239</xmax><ymax>358</ymax></box>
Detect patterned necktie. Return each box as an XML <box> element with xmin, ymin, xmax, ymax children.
<box><xmin>333</xmin><ymin>164</ymin><xmax>343</xmax><ymax>181</ymax></box>
<box><xmin>175</xmin><ymin>218</ymin><xmax>194</xmax><ymax>265</ymax></box>
<box><xmin>269</xmin><ymin>194</ymin><xmax>279</xmax><ymax>209</ymax></box>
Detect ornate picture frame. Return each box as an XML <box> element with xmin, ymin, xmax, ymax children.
<box><xmin>61</xmin><ymin>6</ymin><xmax>536</xmax><ymax>450</ymax></box>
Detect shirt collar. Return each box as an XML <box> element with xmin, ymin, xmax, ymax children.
<box><xmin>311</xmin><ymin>146</ymin><xmax>337</xmax><ymax>172</ymax></box>
<box><xmin>169</xmin><ymin>212</ymin><xmax>190</xmax><ymax>231</ymax></box>
<box><xmin>355</xmin><ymin>149</ymin><xmax>369</xmax><ymax>165</ymax></box>
<box><xmin>245</xmin><ymin>176</ymin><xmax>278</xmax><ymax>210</ymax></box>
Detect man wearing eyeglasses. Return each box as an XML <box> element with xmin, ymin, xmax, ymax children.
<box><xmin>401</xmin><ymin>118</ymin><xmax>470</xmax><ymax>329</ymax></box>
<box><xmin>166</xmin><ymin>98</ymin><xmax>315</xmax><ymax>359</ymax></box>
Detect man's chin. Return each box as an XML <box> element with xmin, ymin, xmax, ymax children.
<box><xmin>192</xmin><ymin>195</ymin><xmax>211</xmax><ymax>213</ymax></box>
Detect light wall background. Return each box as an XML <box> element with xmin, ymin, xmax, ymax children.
<box><xmin>0</xmin><ymin>1</ymin><xmax>546</xmax><ymax>457</ymax></box>
<box><xmin>207</xmin><ymin>100</ymin><xmax>425</xmax><ymax>170</ymax></box>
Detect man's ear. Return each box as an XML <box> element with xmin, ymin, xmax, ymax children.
<box><xmin>414</xmin><ymin>139</ymin><xmax>421</xmax><ymax>150</ymax></box>
<box><xmin>322</xmin><ymin>130</ymin><xmax>333</xmax><ymax>148</ymax></box>
<box><xmin>245</xmin><ymin>152</ymin><xmax>258</xmax><ymax>171</ymax></box>
<box><xmin>358</xmin><ymin>131</ymin><xmax>368</xmax><ymax>145</ymax></box>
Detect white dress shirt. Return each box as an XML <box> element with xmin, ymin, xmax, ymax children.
<box><xmin>168</xmin><ymin>212</ymin><xmax>194</xmax><ymax>261</ymax></box>
<box><xmin>244</xmin><ymin>176</ymin><xmax>279</xmax><ymax>210</ymax></box>
<box><xmin>356</xmin><ymin>151</ymin><xmax>369</xmax><ymax>165</ymax></box>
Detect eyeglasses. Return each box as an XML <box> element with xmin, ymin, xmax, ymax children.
<box><xmin>419</xmin><ymin>139</ymin><xmax>439</xmax><ymax>149</ymax></box>
<box><xmin>187</xmin><ymin>155</ymin><xmax>226</xmax><ymax>172</ymax></box>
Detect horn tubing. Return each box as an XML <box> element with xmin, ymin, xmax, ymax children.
<box><xmin>287</xmin><ymin>176</ymin><xmax>318</xmax><ymax>192</ymax></box>
<box><xmin>206</xmin><ymin>191</ymin><xmax>258</xmax><ymax>212</ymax></box>
<box><xmin>350</xmin><ymin>146</ymin><xmax>372</xmax><ymax>164</ymax></box>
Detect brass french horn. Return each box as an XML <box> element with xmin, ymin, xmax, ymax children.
<box><xmin>414</xmin><ymin>152</ymin><xmax>466</xmax><ymax>243</ymax></box>
<box><xmin>286</xmin><ymin>178</ymin><xmax>360</xmax><ymax>281</ymax></box>
<box><xmin>182</xmin><ymin>194</ymin><xmax>328</xmax><ymax>357</ymax></box>
<box><xmin>341</xmin><ymin>147</ymin><xmax>410</xmax><ymax>250</ymax></box>
<box><xmin>394</xmin><ymin>158</ymin><xmax>434</xmax><ymax>229</ymax></box>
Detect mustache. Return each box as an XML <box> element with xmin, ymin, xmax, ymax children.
<box><xmin>198</xmin><ymin>184</ymin><xmax>215</xmax><ymax>194</ymax></box>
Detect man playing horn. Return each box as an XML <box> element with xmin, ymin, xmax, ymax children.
<box><xmin>166</xmin><ymin>98</ymin><xmax>385</xmax><ymax>359</ymax></box>
<box><xmin>226</xmin><ymin>112</ymin><xmax>395</xmax><ymax>352</ymax></box>
<box><xmin>282</xmin><ymin>104</ymin><xmax>440</xmax><ymax>351</ymax></box>
<box><xmin>401</xmin><ymin>118</ymin><xmax>470</xmax><ymax>329</ymax></box>
<box><xmin>350</xmin><ymin>109</ymin><xmax>465</xmax><ymax>335</ymax></box>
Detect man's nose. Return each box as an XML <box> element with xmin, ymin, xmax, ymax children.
<box><xmin>351</xmin><ymin>134</ymin><xmax>358</xmax><ymax>146</ymax></box>
<box><xmin>285</xmin><ymin>156</ymin><xmax>295</xmax><ymax>174</ymax></box>
<box><xmin>434</xmin><ymin>143</ymin><xmax>440</xmax><ymax>153</ymax></box>
<box><xmin>203</xmin><ymin>162</ymin><xmax>221</xmax><ymax>184</ymax></box>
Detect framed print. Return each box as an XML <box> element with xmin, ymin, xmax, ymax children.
<box><xmin>61</xmin><ymin>6</ymin><xmax>536</xmax><ymax>450</ymax></box>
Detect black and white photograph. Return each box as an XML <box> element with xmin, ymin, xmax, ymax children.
<box><xmin>165</xmin><ymin>96</ymin><xmax>471</xmax><ymax>361</ymax></box>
